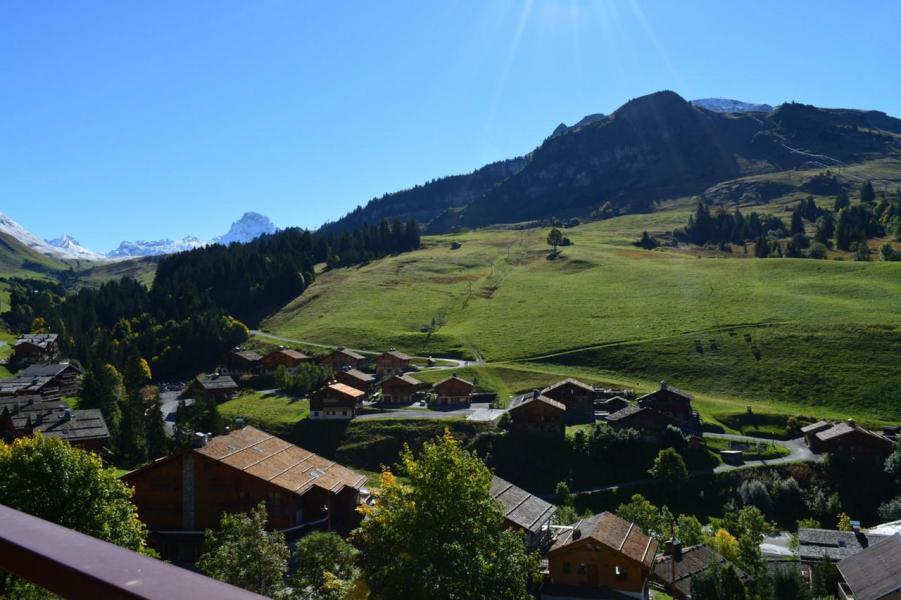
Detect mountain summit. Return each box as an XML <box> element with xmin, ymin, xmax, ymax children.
<box><xmin>214</xmin><ymin>212</ymin><xmax>277</xmax><ymax>245</ymax></box>
<box><xmin>48</xmin><ymin>235</ymin><xmax>107</xmax><ymax>261</ymax></box>
<box><xmin>691</xmin><ymin>98</ymin><xmax>774</xmax><ymax>113</ymax></box>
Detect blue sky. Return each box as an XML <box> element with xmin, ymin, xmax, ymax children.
<box><xmin>2</xmin><ymin>1</ymin><xmax>900</xmax><ymax>252</ymax></box>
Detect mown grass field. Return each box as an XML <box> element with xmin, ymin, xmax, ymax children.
<box><xmin>263</xmin><ymin>189</ymin><xmax>901</xmax><ymax>425</ymax></box>
<box><xmin>219</xmin><ymin>391</ymin><xmax>310</xmax><ymax>429</ymax></box>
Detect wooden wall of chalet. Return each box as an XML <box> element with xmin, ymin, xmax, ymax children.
<box><xmin>548</xmin><ymin>538</ymin><xmax>649</xmax><ymax>594</ymax></box>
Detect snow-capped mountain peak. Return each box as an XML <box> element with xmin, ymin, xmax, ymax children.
<box><xmin>214</xmin><ymin>212</ymin><xmax>277</xmax><ymax>245</ymax></box>
<box><xmin>48</xmin><ymin>235</ymin><xmax>108</xmax><ymax>261</ymax></box>
<box><xmin>691</xmin><ymin>98</ymin><xmax>774</xmax><ymax>113</ymax></box>
<box><xmin>0</xmin><ymin>212</ymin><xmax>108</xmax><ymax>261</ymax></box>
<box><xmin>107</xmin><ymin>236</ymin><xmax>206</xmax><ymax>258</ymax></box>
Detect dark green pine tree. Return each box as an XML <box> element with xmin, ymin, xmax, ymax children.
<box><xmin>790</xmin><ymin>210</ymin><xmax>805</xmax><ymax>236</ymax></box>
<box><xmin>861</xmin><ymin>180</ymin><xmax>876</xmax><ymax>203</ymax></box>
<box><xmin>145</xmin><ymin>399</ymin><xmax>169</xmax><ymax>460</ymax></box>
<box><xmin>834</xmin><ymin>189</ymin><xmax>850</xmax><ymax>211</ymax></box>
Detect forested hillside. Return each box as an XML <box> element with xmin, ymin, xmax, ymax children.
<box><xmin>3</xmin><ymin>220</ymin><xmax>420</xmax><ymax>379</ymax></box>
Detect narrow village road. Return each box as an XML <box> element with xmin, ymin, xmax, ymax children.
<box><xmin>565</xmin><ymin>433</ymin><xmax>821</xmax><ymax>498</ymax></box>
<box><xmin>250</xmin><ymin>330</ymin><xmax>483</xmax><ymax>371</ymax></box>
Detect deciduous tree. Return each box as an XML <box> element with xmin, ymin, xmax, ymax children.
<box><xmin>0</xmin><ymin>434</ymin><xmax>147</xmax><ymax>551</ymax></box>
<box><xmin>354</xmin><ymin>431</ymin><xmax>539</xmax><ymax>600</ymax></box>
<box><xmin>197</xmin><ymin>503</ymin><xmax>289</xmax><ymax>597</ymax></box>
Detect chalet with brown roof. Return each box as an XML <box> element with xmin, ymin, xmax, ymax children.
<box><xmin>0</xmin><ymin>362</ymin><xmax>83</xmax><ymax>401</ymax></box>
<box><xmin>321</xmin><ymin>347</ymin><xmax>366</xmax><ymax>371</ymax></box>
<box><xmin>334</xmin><ymin>367</ymin><xmax>376</xmax><ymax>395</ymax></box>
<box><xmin>605</xmin><ymin>405</ymin><xmax>679</xmax><ymax>444</ymax></box>
<box><xmin>636</xmin><ymin>382</ymin><xmax>694</xmax><ymax>424</ymax></box>
<box><xmin>432</xmin><ymin>374</ymin><xmax>474</xmax><ymax>405</ymax></box>
<box><xmin>507</xmin><ymin>391</ymin><xmax>566</xmax><ymax>437</ymax></box>
<box><xmin>651</xmin><ymin>543</ymin><xmax>750</xmax><ymax>600</ymax></box>
<box><xmin>12</xmin><ymin>333</ymin><xmax>60</xmax><ymax>362</ymax></box>
<box><xmin>224</xmin><ymin>350</ymin><xmax>263</xmax><ymax>375</ymax></box>
<box><xmin>0</xmin><ymin>395</ymin><xmax>110</xmax><ymax>452</ymax></box>
<box><xmin>310</xmin><ymin>382</ymin><xmax>364</xmax><ymax>420</ymax></box>
<box><xmin>122</xmin><ymin>426</ymin><xmax>367</xmax><ymax>562</ymax></box>
<box><xmin>545</xmin><ymin>512</ymin><xmax>658</xmax><ymax>599</ymax></box>
<box><xmin>837</xmin><ymin>534</ymin><xmax>901</xmax><ymax>600</ymax></box>
<box><xmin>185</xmin><ymin>373</ymin><xmax>238</xmax><ymax>403</ymax></box>
<box><xmin>374</xmin><ymin>349</ymin><xmax>411</xmax><ymax>377</ymax></box>
<box><xmin>490</xmin><ymin>476</ymin><xmax>557</xmax><ymax>551</ymax></box>
<box><xmin>542</xmin><ymin>378</ymin><xmax>596</xmax><ymax>424</ymax></box>
<box><xmin>380</xmin><ymin>373</ymin><xmax>424</xmax><ymax>404</ymax></box>
<box><xmin>811</xmin><ymin>420</ymin><xmax>893</xmax><ymax>459</ymax></box>
<box><xmin>261</xmin><ymin>348</ymin><xmax>312</xmax><ymax>373</ymax></box>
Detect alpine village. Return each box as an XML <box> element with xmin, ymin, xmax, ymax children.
<box><xmin>3</xmin><ymin>8</ymin><xmax>901</xmax><ymax>600</ymax></box>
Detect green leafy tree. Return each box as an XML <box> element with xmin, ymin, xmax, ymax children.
<box><xmin>547</xmin><ymin>228</ymin><xmax>564</xmax><ymax>254</ymax></box>
<box><xmin>691</xmin><ymin>564</ymin><xmax>748</xmax><ymax>600</ymax></box>
<box><xmin>648</xmin><ymin>447</ymin><xmax>689</xmax><ymax>488</ymax></box>
<box><xmin>885</xmin><ymin>439</ymin><xmax>901</xmax><ymax>484</ymax></box>
<box><xmin>880</xmin><ymin>242</ymin><xmax>896</xmax><ymax>261</ymax></box>
<box><xmin>292</xmin><ymin>532</ymin><xmax>361</xmax><ymax>600</ymax></box>
<box><xmin>616</xmin><ymin>494</ymin><xmax>661</xmax><ymax>536</ymax></box>
<box><xmin>197</xmin><ymin>503</ymin><xmax>289</xmax><ymax>597</ymax></box>
<box><xmin>355</xmin><ymin>431</ymin><xmax>540</xmax><ymax>600</ymax></box>
<box><xmin>0</xmin><ymin>434</ymin><xmax>147</xmax><ymax>551</ymax></box>
<box><xmin>676</xmin><ymin>514</ymin><xmax>705</xmax><ymax>547</ymax></box>
<box><xmin>80</xmin><ymin>364</ymin><xmax>126</xmax><ymax>439</ymax></box>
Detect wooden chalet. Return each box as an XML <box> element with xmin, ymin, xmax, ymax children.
<box><xmin>605</xmin><ymin>405</ymin><xmax>679</xmax><ymax>443</ymax></box>
<box><xmin>261</xmin><ymin>348</ymin><xmax>312</xmax><ymax>372</ymax></box>
<box><xmin>636</xmin><ymin>381</ymin><xmax>694</xmax><ymax>424</ymax></box>
<box><xmin>651</xmin><ymin>543</ymin><xmax>750</xmax><ymax>600</ymax></box>
<box><xmin>432</xmin><ymin>374</ymin><xmax>474</xmax><ymax>405</ymax></box>
<box><xmin>12</xmin><ymin>333</ymin><xmax>60</xmax><ymax>362</ymax></box>
<box><xmin>837</xmin><ymin>534</ymin><xmax>901</xmax><ymax>600</ymax></box>
<box><xmin>122</xmin><ymin>426</ymin><xmax>368</xmax><ymax>562</ymax></box>
<box><xmin>379</xmin><ymin>373</ymin><xmax>424</xmax><ymax>404</ymax></box>
<box><xmin>490</xmin><ymin>476</ymin><xmax>557</xmax><ymax>552</ymax></box>
<box><xmin>597</xmin><ymin>396</ymin><xmax>630</xmax><ymax>414</ymax></box>
<box><xmin>224</xmin><ymin>350</ymin><xmax>263</xmax><ymax>375</ymax></box>
<box><xmin>541</xmin><ymin>378</ymin><xmax>596</xmax><ymax>424</ymax></box>
<box><xmin>374</xmin><ymin>349</ymin><xmax>412</xmax><ymax>377</ymax></box>
<box><xmin>310</xmin><ymin>382</ymin><xmax>364</xmax><ymax>420</ymax></box>
<box><xmin>0</xmin><ymin>362</ymin><xmax>83</xmax><ymax>401</ymax></box>
<box><xmin>0</xmin><ymin>395</ymin><xmax>110</xmax><ymax>452</ymax></box>
<box><xmin>808</xmin><ymin>420</ymin><xmax>893</xmax><ymax>459</ymax></box>
<box><xmin>185</xmin><ymin>373</ymin><xmax>238</xmax><ymax>403</ymax></box>
<box><xmin>545</xmin><ymin>512</ymin><xmax>658</xmax><ymax>599</ymax></box>
<box><xmin>320</xmin><ymin>347</ymin><xmax>366</xmax><ymax>371</ymax></box>
<box><xmin>334</xmin><ymin>367</ymin><xmax>376</xmax><ymax>395</ymax></box>
<box><xmin>506</xmin><ymin>391</ymin><xmax>565</xmax><ymax>437</ymax></box>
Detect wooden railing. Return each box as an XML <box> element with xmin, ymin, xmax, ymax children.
<box><xmin>0</xmin><ymin>504</ymin><xmax>265</xmax><ymax>599</ymax></box>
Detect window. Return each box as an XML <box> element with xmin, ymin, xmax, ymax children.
<box><xmin>615</xmin><ymin>566</ymin><xmax>628</xmax><ymax>580</ymax></box>
<box><xmin>562</xmin><ymin>561</ymin><xmax>571</xmax><ymax>574</ymax></box>
<box><xmin>576</xmin><ymin>563</ymin><xmax>586</xmax><ymax>575</ymax></box>
<box><xmin>342</xmin><ymin>411</ymin><xmax>347</xmax><ymax>416</ymax></box>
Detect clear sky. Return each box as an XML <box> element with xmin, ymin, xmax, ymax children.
<box><xmin>2</xmin><ymin>1</ymin><xmax>900</xmax><ymax>252</ymax></box>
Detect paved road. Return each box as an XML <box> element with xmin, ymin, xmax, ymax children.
<box><xmin>250</xmin><ymin>330</ymin><xmax>482</xmax><ymax>371</ymax></box>
<box><xmin>354</xmin><ymin>402</ymin><xmax>505</xmax><ymax>422</ymax></box>
<box><xmin>704</xmin><ymin>432</ymin><xmax>821</xmax><ymax>473</ymax></box>
<box><xmin>567</xmin><ymin>432</ymin><xmax>821</xmax><ymax>497</ymax></box>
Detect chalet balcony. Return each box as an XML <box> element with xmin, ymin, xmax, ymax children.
<box><xmin>0</xmin><ymin>504</ymin><xmax>263</xmax><ymax>599</ymax></box>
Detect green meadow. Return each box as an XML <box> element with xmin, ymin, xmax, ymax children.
<box><xmin>263</xmin><ymin>199</ymin><xmax>901</xmax><ymax>425</ymax></box>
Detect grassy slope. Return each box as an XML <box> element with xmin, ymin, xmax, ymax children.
<box><xmin>264</xmin><ymin>178</ymin><xmax>901</xmax><ymax>424</ymax></box>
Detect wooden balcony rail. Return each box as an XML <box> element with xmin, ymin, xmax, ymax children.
<box><xmin>0</xmin><ymin>504</ymin><xmax>266</xmax><ymax>599</ymax></box>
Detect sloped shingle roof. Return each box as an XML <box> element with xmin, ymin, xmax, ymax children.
<box><xmin>195</xmin><ymin>426</ymin><xmax>367</xmax><ymax>495</ymax></box>
<box><xmin>838</xmin><ymin>535</ymin><xmax>901</xmax><ymax>600</ymax></box>
<box><xmin>551</xmin><ymin>512</ymin><xmax>658</xmax><ymax>568</ymax></box>
<box><xmin>490</xmin><ymin>476</ymin><xmax>557</xmax><ymax>535</ymax></box>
